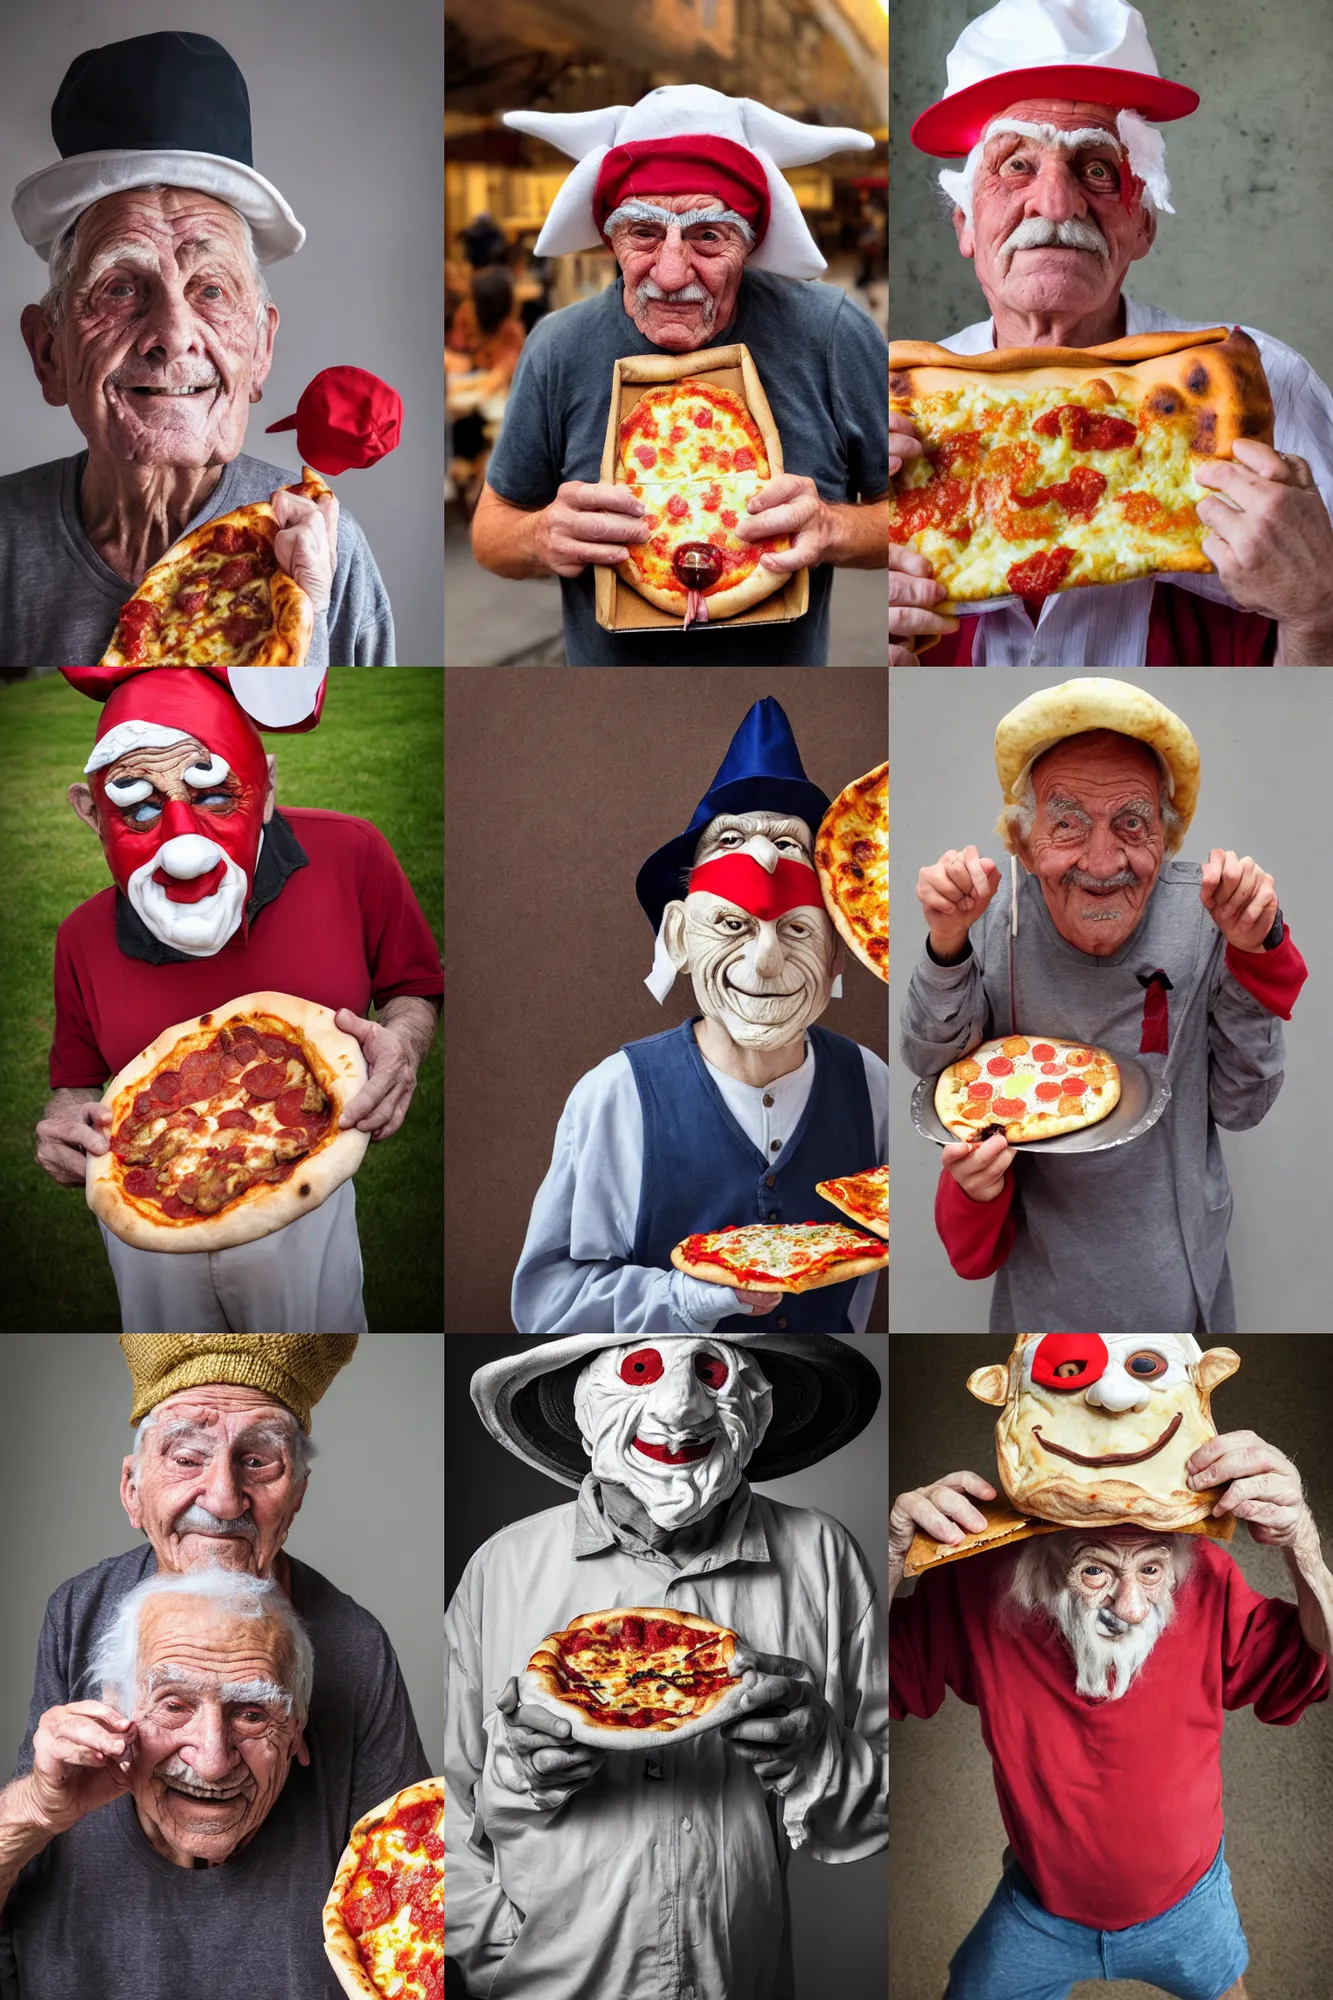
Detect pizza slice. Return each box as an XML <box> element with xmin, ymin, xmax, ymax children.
<box><xmin>99</xmin><ymin>467</ymin><xmax>333</xmax><ymax>665</ymax></box>
<box><xmin>322</xmin><ymin>1778</ymin><xmax>443</xmax><ymax>2000</ymax></box>
<box><xmin>934</xmin><ymin>1034</ymin><xmax>1121</xmax><ymax>1144</ymax></box>
<box><xmin>816</xmin><ymin>1165</ymin><xmax>889</xmax><ymax>1242</ymax></box>
<box><xmin>816</xmin><ymin>761</ymin><xmax>887</xmax><ymax>984</ymax></box>
<box><xmin>86</xmin><ymin>991</ymin><xmax>369</xmax><ymax>1252</ymax></box>
<box><xmin>671</xmin><ymin>1220</ymin><xmax>889</xmax><ymax>1295</ymax></box>
<box><xmin>890</xmin><ymin>327</ymin><xmax>1274</xmax><ymax>603</ymax></box>
<box><xmin>518</xmin><ymin>1607</ymin><xmax>746</xmax><ymax>1749</ymax></box>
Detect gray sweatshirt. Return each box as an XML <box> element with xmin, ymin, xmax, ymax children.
<box><xmin>899</xmin><ymin>861</ymin><xmax>1290</xmax><ymax>1333</ymax></box>
<box><xmin>0</xmin><ymin>452</ymin><xmax>395</xmax><ymax>668</ymax></box>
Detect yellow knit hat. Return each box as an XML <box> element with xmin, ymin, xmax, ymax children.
<box><xmin>119</xmin><ymin>1335</ymin><xmax>359</xmax><ymax>1431</ymax></box>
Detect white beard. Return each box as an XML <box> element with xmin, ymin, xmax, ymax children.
<box><xmin>1048</xmin><ymin>1585</ymin><xmax>1176</xmax><ymax>1701</ymax></box>
<box><xmin>126</xmin><ymin>837</ymin><xmax>250</xmax><ymax>957</ymax></box>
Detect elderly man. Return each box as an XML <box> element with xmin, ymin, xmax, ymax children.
<box><xmin>0</xmin><ymin>1335</ymin><xmax>429</xmax><ymax>1996</ymax></box>
<box><xmin>889</xmin><ymin>1336</ymin><xmax>1331</xmax><ymax>2000</ymax></box>
<box><xmin>34</xmin><ymin>667</ymin><xmax>442</xmax><ymax>1335</ymax></box>
<box><xmin>446</xmin><ymin>1333</ymin><xmax>887</xmax><ymax>2000</ymax></box>
<box><xmin>470</xmin><ymin>85</ymin><xmax>889</xmax><ymax>665</ymax></box>
<box><xmin>513</xmin><ymin>698</ymin><xmax>887</xmax><ymax>1334</ymax></box>
<box><xmin>2</xmin><ymin>31</ymin><xmax>393</xmax><ymax>667</ymax></box>
<box><xmin>890</xmin><ymin>0</ymin><xmax>1333</xmax><ymax>667</ymax></box>
<box><xmin>900</xmin><ymin>679</ymin><xmax>1305</xmax><ymax>1332</ymax></box>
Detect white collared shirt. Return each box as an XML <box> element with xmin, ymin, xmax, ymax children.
<box><xmin>937</xmin><ymin>295</ymin><xmax>1333</xmax><ymax>665</ymax></box>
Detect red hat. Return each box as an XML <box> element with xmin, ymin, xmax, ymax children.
<box><xmin>266</xmin><ymin>366</ymin><xmax>402</xmax><ymax>477</ymax></box>
<box><xmin>62</xmin><ymin>664</ymin><xmax>327</xmax><ymax>734</ymax></box>
<box><xmin>593</xmin><ymin>134</ymin><xmax>772</xmax><ymax>244</ymax></box>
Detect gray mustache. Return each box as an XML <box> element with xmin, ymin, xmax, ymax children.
<box><xmin>174</xmin><ymin>1506</ymin><xmax>257</xmax><ymax>1539</ymax></box>
<box><xmin>1064</xmin><ymin>868</ymin><xmax>1137</xmax><ymax>891</ymax></box>
<box><xmin>1001</xmin><ymin>216</ymin><xmax>1110</xmax><ymax>262</ymax></box>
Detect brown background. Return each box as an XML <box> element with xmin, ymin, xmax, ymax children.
<box><xmin>444</xmin><ymin>667</ymin><xmax>888</xmax><ymax>1333</ymax></box>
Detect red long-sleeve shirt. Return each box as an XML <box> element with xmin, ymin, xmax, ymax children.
<box><xmin>891</xmin><ymin>1537</ymin><xmax>1327</xmax><ymax>1930</ymax></box>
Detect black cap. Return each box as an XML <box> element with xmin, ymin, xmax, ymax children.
<box><xmin>52</xmin><ymin>32</ymin><xmax>253</xmax><ymax>165</ymax></box>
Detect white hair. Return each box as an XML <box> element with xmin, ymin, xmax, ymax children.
<box><xmin>86</xmin><ymin>1569</ymin><xmax>314</xmax><ymax>1723</ymax></box>
<box><xmin>132</xmin><ymin>1406</ymin><xmax>315</xmax><ymax>1483</ymax></box>
<box><xmin>998</xmin><ymin>749</ymin><xmax>1185</xmax><ymax>855</ymax></box>
<box><xmin>938</xmin><ymin>109</ymin><xmax>1173</xmax><ymax>228</ymax></box>
<box><xmin>1003</xmin><ymin>1530</ymin><xmax>1195</xmax><ymax>1700</ymax></box>
<box><xmin>41</xmin><ymin>188</ymin><xmax>272</xmax><ymax>332</ymax></box>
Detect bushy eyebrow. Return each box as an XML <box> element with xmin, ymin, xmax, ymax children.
<box><xmin>155</xmin><ymin>1419</ymin><xmax>292</xmax><ymax>1455</ymax></box>
<box><xmin>144</xmin><ymin>1667</ymin><xmax>292</xmax><ymax>1708</ymax></box>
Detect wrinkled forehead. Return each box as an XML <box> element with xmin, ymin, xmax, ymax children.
<box><xmin>135</xmin><ymin>1597</ymin><xmax>291</xmax><ymax>1678</ymax></box>
<box><xmin>1030</xmin><ymin>731</ymin><xmax>1164</xmax><ymax>806</ymax></box>
<box><xmin>1067</xmin><ymin>1526</ymin><xmax>1175</xmax><ymax>1564</ymax></box>
<box><xmin>72</xmin><ymin>185</ymin><xmax>253</xmax><ymax>277</ymax></box>
<box><xmin>693</xmin><ymin>811</ymin><xmax>815</xmax><ymax>861</ymax></box>
<box><xmin>985</xmin><ymin>102</ymin><xmax>1124</xmax><ymax>151</ymax></box>
<box><xmin>1017</xmin><ymin>1332</ymin><xmax>1200</xmax><ymax>1392</ymax></box>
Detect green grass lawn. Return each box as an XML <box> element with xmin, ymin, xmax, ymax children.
<box><xmin>0</xmin><ymin>669</ymin><xmax>443</xmax><ymax>1332</ymax></box>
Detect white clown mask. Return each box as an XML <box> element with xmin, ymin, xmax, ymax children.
<box><xmin>573</xmin><ymin>1340</ymin><xmax>773</xmax><ymax>1530</ymax></box>
<box><xmin>969</xmin><ymin>1332</ymin><xmax>1240</xmax><ymax>1532</ymax></box>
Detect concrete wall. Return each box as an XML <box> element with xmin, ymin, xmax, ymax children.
<box><xmin>890</xmin><ymin>0</ymin><xmax>1333</xmax><ymax>384</ymax></box>
<box><xmin>889</xmin><ymin>1334</ymin><xmax>1333</xmax><ymax>2000</ymax></box>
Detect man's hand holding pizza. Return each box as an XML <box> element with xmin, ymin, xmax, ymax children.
<box><xmin>492</xmin><ymin>1677</ymin><xmax>607</xmax><ymax>1804</ymax></box>
<box><xmin>35</xmin><ymin>1092</ymin><xmax>111</xmax><ymax>1187</ymax></box>
<box><xmin>720</xmin><ymin>1647</ymin><xmax>832</xmax><ymax>1786</ymax></box>
<box><xmin>941</xmin><ymin>1132</ymin><xmax>1015</xmax><ymax>1203</ymax></box>
<box><xmin>890</xmin><ymin>410</ymin><xmax>958</xmax><ymax>663</ymax></box>
<box><xmin>737</xmin><ymin>474</ymin><xmax>889</xmax><ymax>575</ymax></box>
<box><xmin>270</xmin><ymin>481</ymin><xmax>339</xmax><ymax>616</ymax></box>
<box><xmin>534</xmin><ymin>481</ymin><xmax>653</xmax><ymax>577</ymax></box>
<box><xmin>1194</xmin><ymin>439</ymin><xmax>1333</xmax><ymax>663</ymax></box>
<box><xmin>1200</xmin><ymin>849</ymin><xmax>1279</xmax><ymax>953</ymax></box>
<box><xmin>335</xmin><ymin>997</ymin><xmax>438</xmax><ymax>1141</ymax></box>
<box><xmin>889</xmin><ymin>1470</ymin><xmax>999</xmax><ymax>1592</ymax></box>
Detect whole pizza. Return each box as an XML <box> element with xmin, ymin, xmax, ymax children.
<box><xmin>816</xmin><ymin>761</ymin><xmax>888</xmax><ymax>984</ymax></box>
<box><xmin>615</xmin><ymin>379</ymin><xmax>790</xmax><ymax>628</ymax></box>
<box><xmin>86</xmin><ymin>991</ymin><xmax>369</xmax><ymax>1252</ymax></box>
<box><xmin>934</xmin><ymin>1034</ymin><xmax>1121</xmax><ymax>1144</ymax></box>
<box><xmin>816</xmin><ymin>1165</ymin><xmax>889</xmax><ymax>1242</ymax></box>
<box><xmin>518</xmin><ymin>1607</ymin><xmax>746</xmax><ymax>1750</ymax></box>
<box><xmin>671</xmin><ymin>1220</ymin><xmax>889</xmax><ymax>1295</ymax></box>
<box><xmin>889</xmin><ymin>327</ymin><xmax>1274</xmax><ymax>602</ymax></box>
<box><xmin>322</xmin><ymin>1777</ymin><xmax>443</xmax><ymax>2000</ymax></box>
<box><xmin>98</xmin><ymin>467</ymin><xmax>332</xmax><ymax>666</ymax></box>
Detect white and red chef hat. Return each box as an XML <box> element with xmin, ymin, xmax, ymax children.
<box><xmin>62</xmin><ymin>663</ymin><xmax>327</xmax><ymax>733</ymax></box>
<box><xmin>504</xmin><ymin>84</ymin><xmax>874</xmax><ymax>283</ymax></box>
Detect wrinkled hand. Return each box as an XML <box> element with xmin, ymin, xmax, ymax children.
<box><xmin>890</xmin><ymin>1470</ymin><xmax>998</xmax><ymax>1559</ymax></box>
<box><xmin>29</xmin><ymin>1701</ymin><xmax>138</xmax><ymax>1835</ymax></box>
<box><xmin>271</xmin><ymin>483</ymin><xmax>339</xmax><ymax>616</ymax></box>
<box><xmin>736</xmin><ymin>473</ymin><xmax>830</xmax><ymax>574</ymax></box>
<box><xmin>36</xmin><ymin>1099</ymin><xmax>111</xmax><ymax>1187</ymax></box>
<box><xmin>721</xmin><ymin>1648</ymin><xmax>828</xmax><ymax>1785</ymax></box>
<box><xmin>1188</xmin><ymin>1429</ymin><xmax>1307</xmax><ymax>1547</ymax></box>
<box><xmin>1194</xmin><ymin>439</ymin><xmax>1333</xmax><ymax>628</ymax></box>
<box><xmin>1200</xmin><ymin>848</ymin><xmax>1278</xmax><ymax>953</ymax></box>
<box><xmin>942</xmin><ymin>1133</ymin><xmax>1014</xmax><ymax>1203</ymax></box>
<box><xmin>917</xmin><ymin>844</ymin><xmax>1002</xmax><ymax>959</ymax></box>
<box><xmin>536</xmin><ymin>481</ymin><xmax>650</xmax><ymax>578</ymax></box>
<box><xmin>890</xmin><ymin>546</ymin><xmax>957</xmax><ymax>664</ymax></box>
<box><xmin>493</xmin><ymin>1677</ymin><xmax>606</xmax><ymax>1798</ymax></box>
<box><xmin>334</xmin><ymin>1010</ymin><xmax>420</xmax><ymax>1140</ymax></box>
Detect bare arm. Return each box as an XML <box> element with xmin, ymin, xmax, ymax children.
<box><xmin>470</xmin><ymin>483</ymin><xmax>554</xmax><ymax>579</ymax></box>
<box><xmin>471</xmin><ymin>480</ymin><xmax>650</xmax><ymax>582</ymax></box>
<box><xmin>1282</xmin><ymin>1510</ymin><xmax>1333</xmax><ymax>1656</ymax></box>
<box><xmin>0</xmin><ymin>1777</ymin><xmax>54</xmax><ymax>1913</ymax></box>
<box><xmin>822</xmin><ymin>495</ymin><xmax>889</xmax><ymax>570</ymax></box>
<box><xmin>334</xmin><ymin>996</ymin><xmax>440</xmax><ymax>1141</ymax></box>
<box><xmin>35</xmin><ymin>1087</ymin><xmax>109</xmax><ymax>1187</ymax></box>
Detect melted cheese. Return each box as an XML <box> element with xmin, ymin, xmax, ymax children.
<box><xmin>353</xmin><ymin>1813</ymin><xmax>443</xmax><ymax>2000</ymax></box>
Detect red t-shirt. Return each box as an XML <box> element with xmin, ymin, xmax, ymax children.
<box><xmin>50</xmin><ymin>808</ymin><xmax>443</xmax><ymax>1087</ymax></box>
<box><xmin>891</xmin><ymin>1537</ymin><xmax>1327</xmax><ymax>1930</ymax></box>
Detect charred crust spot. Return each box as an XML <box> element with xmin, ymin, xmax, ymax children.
<box><xmin>1187</xmin><ymin>364</ymin><xmax>1210</xmax><ymax>395</ymax></box>
<box><xmin>972</xmin><ymin>1124</ymin><xmax>1007</xmax><ymax>1145</ymax></box>
<box><xmin>1239</xmin><ymin>412</ymin><xmax>1267</xmax><ymax>436</ymax></box>
<box><xmin>199</xmin><ymin>1014</ymin><xmax>213</xmax><ymax>1028</ymax></box>
<box><xmin>1145</xmin><ymin>388</ymin><xmax>1179</xmax><ymax>417</ymax></box>
<box><xmin>298</xmin><ymin>1182</ymin><xmax>311</xmax><ymax>1198</ymax></box>
<box><xmin>1192</xmin><ymin>411</ymin><xmax>1218</xmax><ymax>454</ymax></box>
<box><xmin>889</xmin><ymin>371</ymin><xmax>910</xmax><ymax>396</ymax></box>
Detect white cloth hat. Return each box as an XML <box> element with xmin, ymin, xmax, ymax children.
<box><xmin>504</xmin><ymin>84</ymin><xmax>874</xmax><ymax>283</ymax></box>
<box><xmin>14</xmin><ymin>149</ymin><xmax>304</xmax><ymax>265</ymax></box>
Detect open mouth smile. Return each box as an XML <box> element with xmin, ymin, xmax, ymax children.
<box><xmin>1033</xmin><ymin>1411</ymin><xmax>1183</xmax><ymax>1467</ymax></box>
<box><xmin>633</xmin><ymin>1436</ymin><xmax>715</xmax><ymax>1464</ymax></box>
<box><xmin>123</xmin><ymin>382</ymin><xmax>218</xmax><ymax>398</ymax></box>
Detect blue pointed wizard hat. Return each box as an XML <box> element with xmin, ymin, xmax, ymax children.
<box><xmin>635</xmin><ymin>697</ymin><xmax>831</xmax><ymax>934</ymax></box>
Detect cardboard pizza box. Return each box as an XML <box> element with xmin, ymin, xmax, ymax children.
<box><xmin>595</xmin><ymin>343</ymin><xmax>810</xmax><ymax>635</ymax></box>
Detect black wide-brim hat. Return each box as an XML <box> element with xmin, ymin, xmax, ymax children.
<box><xmin>471</xmin><ymin>1333</ymin><xmax>881</xmax><ymax>1485</ymax></box>
<box><xmin>12</xmin><ymin>31</ymin><xmax>303</xmax><ymax>264</ymax></box>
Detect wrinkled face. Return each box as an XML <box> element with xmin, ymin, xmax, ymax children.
<box><xmin>972</xmin><ymin>1333</ymin><xmax>1240</xmax><ymax>1529</ymax></box>
<box><xmin>30</xmin><ymin>187</ymin><xmax>276</xmax><ymax>468</ymax></box>
<box><xmin>573</xmin><ymin>1340</ymin><xmax>772</xmax><ymax>1530</ymax></box>
<box><xmin>957</xmin><ymin>100</ymin><xmax>1155</xmax><ymax>321</ymax></box>
<box><xmin>1017</xmin><ymin>732</ymin><xmax>1167</xmax><ymax>956</ymax></box>
<box><xmin>1016</xmin><ymin>1526</ymin><xmax>1182</xmax><ymax>1700</ymax></box>
<box><xmin>125</xmin><ymin>1596</ymin><xmax>304</xmax><ymax>1862</ymax></box>
<box><xmin>607</xmin><ymin>191</ymin><xmax>751</xmax><ymax>352</ymax></box>
<box><xmin>121</xmin><ymin>1388</ymin><xmax>307</xmax><ymax>1579</ymax></box>
<box><xmin>80</xmin><ymin>730</ymin><xmax>272</xmax><ymax>956</ymax></box>
<box><xmin>662</xmin><ymin>810</ymin><xmax>840</xmax><ymax>1050</ymax></box>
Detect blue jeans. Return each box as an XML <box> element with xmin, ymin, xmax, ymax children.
<box><xmin>945</xmin><ymin>1840</ymin><xmax>1248</xmax><ymax>2000</ymax></box>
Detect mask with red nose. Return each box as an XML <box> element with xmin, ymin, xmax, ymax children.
<box><xmin>81</xmin><ymin>670</ymin><xmax>270</xmax><ymax>957</ymax></box>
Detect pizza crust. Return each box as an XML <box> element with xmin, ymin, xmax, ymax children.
<box><xmin>616</xmin><ymin>554</ymin><xmax>790</xmax><ymax>621</ymax></box>
<box><xmin>816</xmin><ymin>1168</ymin><xmax>889</xmax><ymax>1240</ymax></box>
<box><xmin>816</xmin><ymin>761</ymin><xmax>888</xmax><ymax>984</ymax></box>
<box><xmin>670</xmin><ymin>1234</ymin><xmax>888</xmax><ymax>1294</ymax></box>
<box><xmin>322</xmin><ymin>1778</ymin><xmax>443</xmax><ymax>2000</ymax></box>
<box><xmin>934</xmin><ymin>1036</ymin><xmax>1121</xmax><ymax>1144</ymax></box>
<box><xmin>993</xmin><ymin>676</ymin><xmax>1200</xmax><ymax>847</ymax></box>
<box><xmin>86</xmin><ymin>990</ymin><xmax>369</xmax><ymax>1252</ymax></box>
<box><xmin>517</xmin><ymin>1607</ymin><xmax>749</xmax><ymax>1751</ymax></box>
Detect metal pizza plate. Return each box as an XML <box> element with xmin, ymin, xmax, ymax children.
<box><xmin>910</xmin><ymin>1054</ymin><xmax>1171</xmax><ymax>1155</ymax></box>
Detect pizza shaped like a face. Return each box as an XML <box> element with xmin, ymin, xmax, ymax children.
<box><xmin>935</xmin><ymin>1035</ymin><xmax>1121</xmax><ymax>1144</ymax></box>
<box><xmin>519</xmin><ymin>1607</ymin><xmax>748</xmax><ymax>1750</ymax></box>
<box><xmin>968</xmin><ymin>1333</ymin><xmax>1242</xmax><ymax>1530</ymax></box>
<box><xmin>322</xmin><ymin>1778</ymin><xmax>443</xmax><ymax>2000</ymax></box>
<box><xmin>816</xmin><ymin>762</ymin><xmax>887</xmax><ymax>985</ymax></box>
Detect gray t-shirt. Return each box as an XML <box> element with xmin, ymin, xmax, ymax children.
<box><xmin>0</xmin><ymin>453</ymin><xmax>395</xmax><ymax>668</ymax></box>
<box><xmin>484</xmin><ymin>270</ymin><xmax>888</xmax><ymax>665</ymax></box>
<box><xmin>0</xmin><ymin>1546</ymin><xmax>430</xmax><ymax>2000</ymax></box>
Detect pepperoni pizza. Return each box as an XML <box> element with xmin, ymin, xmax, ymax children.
<box><xmin>935</xmin><ymin>1034</ymin><xmax>1121</xmax><ymax>1145</ymax></box>
<box><xmin>322</xmin><ymin>1778</ymin><xmax>443</xmax><ymax>2000</ymax></box>
<box><xmin>519</xmin><ymin>1608</ymin><xmax>746</xmax><ymax>1749</ymax></box>
<box><xmin>816</xmin><ymin>1165</ymin><xmax>889</xmax><ymax>1241</ymax></box>
<box><xmin>816</xmin><ymin>761</ymin><xmax>888</xmax><ymax>984</ymax></box>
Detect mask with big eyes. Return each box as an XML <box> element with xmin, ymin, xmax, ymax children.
<box><xmin>573</xmin><ymin>1340</ymin><xmax>773</xmax><ymax>1531</ymax></box>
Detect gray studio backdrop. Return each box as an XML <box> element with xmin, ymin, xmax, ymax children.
<box><xmin>0</xmin><ymin>1333</ymin><xmax>443</xmax><ymax>1777</ymax></box>
<box><xmin>889</xmin><ymin>0</ymin><xmax>1333</xmax><ymax>384</ymax></box>
<box><xmin>889</xmin><ymin>669</ymin><xmax>1333</xmax><ymax>1333</ymax></box>
<box><xmin>0</xmin><ymin>0</ymin><xmax>444</xmax><ymax>665</ymax></box>
<box><xmin>889</xmin><ymin>1334</ymin><xmax>1333</xmax><ymax>2000</ymax></box>
<box><xmin>444</xmin><ymin>1333</ymin><xmax>888</xmax><ymax>2000</ymax></box>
